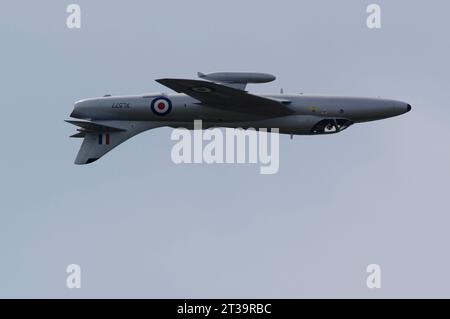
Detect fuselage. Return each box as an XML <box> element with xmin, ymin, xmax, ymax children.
<box><xmin>71</xmin><ymin>93</ymin><xmax>411</xmax><ymax>135</ymax></box>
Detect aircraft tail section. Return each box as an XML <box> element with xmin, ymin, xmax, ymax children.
<box><xmin>66</xmin><ymin>120</ymin><xmax>163</xmax><ymax>165</ymax></box>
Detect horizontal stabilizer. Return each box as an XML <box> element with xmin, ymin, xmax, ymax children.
<box><xmin>66</xmin><ymin>121</ymin><xmax>164</xmax><ymax>164</ymax></box>
<box><xmin>70</xmin><ymin>132</ymin><xmax>86</xmax><ymax>138</ymax></box>
<box><xmin>65</xmin><ymin>120</ymin><xmax>126</xmax><ymax>132</ymax></box>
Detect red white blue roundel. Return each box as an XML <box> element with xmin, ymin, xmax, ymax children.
<box><xmin>151</xmin><ymin>96</ymin><xmax>172</xmax><ymax>116</ymax></box>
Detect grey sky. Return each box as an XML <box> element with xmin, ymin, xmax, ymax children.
<box><xmin>1</xmin><ymin>0</ymin><xmax>450</xmax><ymax>298</ymax></box>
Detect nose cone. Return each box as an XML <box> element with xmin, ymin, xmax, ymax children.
<box><xmin>391</xmin><ymin>100</ymin><xmax>412</xmax><ymax>116</ymax></box>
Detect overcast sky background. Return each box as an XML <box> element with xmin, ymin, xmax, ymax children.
<box><xmin>1</xmin><ymin>0</ymin><xmax>450</xmax><ymax>298</ymax></box>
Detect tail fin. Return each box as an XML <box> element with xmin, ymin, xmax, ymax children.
<box><xmin>66</xmin><ymin>120</ymin><xmax>163</xmax><ymax>165</ymax></box>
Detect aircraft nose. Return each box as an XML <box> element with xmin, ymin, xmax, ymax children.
<box><xmin>392</xmin><ymin>101</ymin><xmax>412</xmax><ymax>116</ymax></box>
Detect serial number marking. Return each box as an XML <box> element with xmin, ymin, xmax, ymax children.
<box><xmin>177</xmin><ymin>303</ymin><xmax>271</xmax><ymax>316</ymax></box>
<box><xmin>221</xmin><ymin>303</ymin><xmax>271</xmax><ymax>315</ymax></box>
<box><xmin>111</xmin><ymin>102</ymin><xmax>130</xmax><ymax>109</ymax></box>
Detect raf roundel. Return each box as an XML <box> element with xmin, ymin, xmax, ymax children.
<box><xmin>191</xmin><ymin>86</ymin><xmax>214</xmax><ymax>93</ymax></box>
<box><xmin>151</xmin><ymin>96</ymin><xmax>172</xmax><ymax>116</ymax></box>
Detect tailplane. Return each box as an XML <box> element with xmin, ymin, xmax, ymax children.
<box><xmin>66</xmin><ymin>120</ymin><xmax>163</xmax><ymax>164</ymax></box>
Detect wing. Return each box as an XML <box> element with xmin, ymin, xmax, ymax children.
<box><xmin>156</xmin><ymin>78</ymin><xmax>293</xmax><ymax>116</ymax></box>
<box><xmin>66</xmin><ymin>120</ymin><xmax>163</xmax><ymax>164</ymax></box>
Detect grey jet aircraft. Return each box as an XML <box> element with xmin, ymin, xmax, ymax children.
<box><xmin>67</xmin><ymin>72</ymin><xmax>411</xmax><ymax>164</ymax></box>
